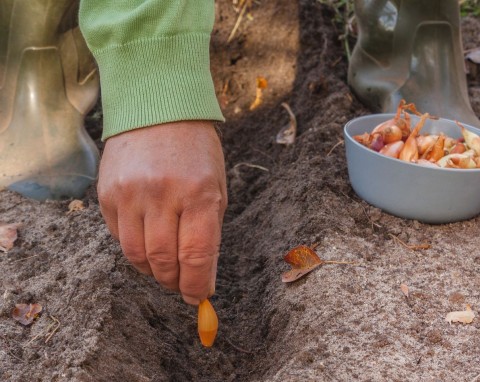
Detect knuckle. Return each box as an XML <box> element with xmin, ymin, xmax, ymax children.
<box><xmin>145</xmin><ymin>250</ymin><xmax>178</xmax><ymax>267</ymax></box>
<box><xmin>179</xmin><ymin>249</ymin><xmax>214</xmax><ymax>269</ymax></box>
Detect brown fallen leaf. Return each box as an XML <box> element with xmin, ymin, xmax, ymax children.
<box><xmin>0</xmin><ymin>222</ymin><xmax>21</xmax><ymax>253</ymax></box>
<box><xmin>445</xmin><ymin>305</ymin><xmax>475</xmax><ymax>325</ymax></box>
<box><xmin>276</xmin><ymin>103</ymin><xmax>297</xmax><ymax>145</ymax></box>
<box><xmin>281</xmin><ymin>245</ymin><xmax>355</xmax><ymax>283</ymax></box>
<box><xmin>67</xmin><ymin>199</ymin><xmax>85</xmax><ymax>215</ymax></box>
<box><xmin>12</xmin><ymin>303</ymin><xmax>43</xmax><ymax>326</ymax></box>
<box><xmin>400</xmin><ymin>284</ymin><xmax>409</xmax><ymax>298</ymax></box>
<box><xmin>249</xmin><ymin>76</ymin><xmax>268</xmax><ymax>110</ymax></box>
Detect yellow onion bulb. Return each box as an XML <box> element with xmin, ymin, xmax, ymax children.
<box><xmin>381</xmin><ymin>125</ymin><xmax>403</xmax><ymax>144</ymax></box>
<box><xmin>198</xmin><ymin>299</ymin><xmax>218</xmax><ymax>347</ymax></box>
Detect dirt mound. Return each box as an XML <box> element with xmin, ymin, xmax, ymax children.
<box><xmin>1</xmin><ymin>1</ymin><xmax>480</xmax><ymax>381</ymax></box>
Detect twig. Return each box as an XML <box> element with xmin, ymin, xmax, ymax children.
<box><xmin>9</xmin><ymin>254</ymin><xmax>39</xmax><ymax>263</ymax></box>
<box><xmin>228</xmin><ymin>0</ymin><xmax>249</xmax><ymax>43</ymax></box>
<box><xmin>388</xmin><ymin>233</ymin><xmax>431</xmax><ymax>251</ymax></box>
<box><xmin>326</xmin><ymin>140</ymin><xmax>344</xmax><ymax>156</ymax></box>
<box><xmin>233</xmin><ymin>163</ymin><xmax>269</xmax><ymax>172</ymax></box>
<box><xmin>226</xmin><ymin>338</ymin><xmax>256</xmax><ymax>354</ymax></box>
<box><xmin>322</xmin><ymin>260</ymin><xmax>358</xmax><ymax>266</ymax></box>
<box><xmin>45</xmin><ymin>316</ymin><xmax>61</xmax><ymax>344</ymax></box>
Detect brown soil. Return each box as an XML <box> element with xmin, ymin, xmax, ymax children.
<box><xmin>2</xmin><ymin>1</ymin><xmax>480</xmax><ymax>381</ymax></box>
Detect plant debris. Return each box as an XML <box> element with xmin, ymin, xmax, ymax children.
<box><xmin>445</xmin><ymin>305</ymin><xmax>475</xmax><ymax>325</ymax></box>
<box><xmin>281</xmin><ymin>245</ymin><xmax>356</xmax><ymax>283</ymax></box>
<box><xmin>249</xmin><ymin>76</ymin><xmax>268</xmax><ymax>110</ymax></box>
<box><xmin>67</xmin><ymin>200</ymin><xmax>85</xmax><ymax>215</ymax></box>
<box><xmin>12</xmin><ymin>303</ymin><xmax>43</xmax><ymax>326</ymax></box>
<box><xmin>276</xmin><ymin>103</ymin><xmax>297</xmax><ymax>145</ymax></box>
<box><xmin>388</xmin><ymin>233</ymin><xmax>431</xmax><ymax>251</ymax></box>
<box><xmin>0</xmin><ymin>222</ymin><xmax>21</xmax><ymax>253</ymax></box>
<box><xmin>400</xmin><ymin>284</ymin><xmax>409</xmax><ymax>298</ymax></box>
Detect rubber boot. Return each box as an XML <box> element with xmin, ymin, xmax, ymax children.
<box><xmin>348</xmin><ymin>0</ymin><xmax>480</xmax><ymax>128</ymax></box>
<box><xmin>0</xmin><ymin>0</ymin><xmax>99</xmax><ymax>200</ymax></box>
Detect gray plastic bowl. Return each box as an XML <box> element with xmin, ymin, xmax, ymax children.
<box><xmin>344</xmin><ymin>113</ymin><xmax>480</xmax><ymax>224</ymax></box>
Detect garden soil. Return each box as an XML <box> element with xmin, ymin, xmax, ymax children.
<box><xmin>1</xmin><ymin>1</ymin><xmax>480</xmax><ymax>381</ymax></box>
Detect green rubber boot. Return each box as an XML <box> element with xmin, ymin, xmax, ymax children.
<box><xmin>348</xmin><ymin>0</ymin><xmax>480</xmax><ymax>127</ymax></box>
<box><xmin>0</xmin><ymin>0</ymin><xmax>99</xmax><ymax>200</ymax></box>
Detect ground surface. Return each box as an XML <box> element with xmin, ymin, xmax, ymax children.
<box><xmin>1</xmin><ymin>1</ymin><xmax>480</xmax><ymax>381</ymax></box>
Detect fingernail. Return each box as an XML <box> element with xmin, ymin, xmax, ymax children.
<box><xmin>183</xmin><ymin>295</ymin><xmax>200</xmax><ymax>306</ymax></box>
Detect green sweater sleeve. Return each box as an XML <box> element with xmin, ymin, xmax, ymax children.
<box><xmin>78</xmin><ymin>0</ymin><xmax>224</xmax><ymax>140</ymax></box>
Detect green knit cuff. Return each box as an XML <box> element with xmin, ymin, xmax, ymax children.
<box><xmin>92</xmin><ymin>33</ymin><xmax>224</xmax><ymax>140</ymax></box>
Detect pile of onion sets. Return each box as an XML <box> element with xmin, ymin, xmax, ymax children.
<box><xmin>353</xmin><ymin>100</ymin><xmax>480</xmax><ymax>169</ymax></box>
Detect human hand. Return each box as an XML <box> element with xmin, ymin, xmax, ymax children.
<box><xmin>97</xmin><ymin>121</ymin><xmax>227</xmax><ymax>305</ymax></box>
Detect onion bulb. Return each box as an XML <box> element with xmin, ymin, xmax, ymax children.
<box><xmin>449</xmin><ymin>142</ymin><xmax>466</xmax><ymax>154</ymax></box>
<box><xmin>369</xmin><ymin>133</ymin><xmax>384</xmax><ymax>152</ymax></box>
<box><xmin>379</xmin><ymin>141</ymin><xmax>404</xmax><ymax>158</ymax></box>
<box><xmin>399</xmin><ymin>113</ymin><xmax>430</xmax><ymax>162</ymax></box>
<box><xmin>198</xmin><ymin>299</ymin><xmax>218</xmax><ymax>347</ymax></box>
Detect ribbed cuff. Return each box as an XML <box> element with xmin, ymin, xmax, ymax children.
<box><xmin>92</xmin><ymin>33</ymin><xmax>224</xmax><ymax>140</ymax></box>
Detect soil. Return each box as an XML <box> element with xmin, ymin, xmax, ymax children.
<box><xmin>1</xmin><ymin>1</ymin><xmax>480</xmax><ymax>381</ymax></box>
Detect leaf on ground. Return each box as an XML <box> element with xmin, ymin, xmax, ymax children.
<box><xmin>400</xmin><ymin>284</ymin><xmax>409</xmax><ymax>298</ymax></box>
<box><xmin>445</xmin><ymin>305</ymin><xmax>475</xmax><ymax>325</ymax></box>
<box><xmin>249</xmin><ymin>76</ymin><xmax>268</xmax><ymax>110</ymax></box>
<box><xmin>0</xmin><ymin>222</ymin><xmax>21</xmax><ymax>253</ymax></box>
<box><xmin>67</xmin><ymin>200</ymin><xmax>85</xmax><ymax>215</ymax></box>
<box><xmin>12</xmin><ymin>303</ymin><xmax>43</xmax><ymax>326</ymax></box>
<box><xmin>281</xmin><ymin>245</ymin><xmax>322</xmax><ymax>283</ymax></box>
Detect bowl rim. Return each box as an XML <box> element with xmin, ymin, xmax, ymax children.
<box><xmin>344</xmin><ymin>113</ymin><xmax>480</xmax><ymax>173</ymax></box>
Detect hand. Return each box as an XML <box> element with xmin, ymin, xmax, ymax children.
<box><xmin>97</xmin><ymin>121</ymin><xmax>227</xmax><ymax>305</ymax></box>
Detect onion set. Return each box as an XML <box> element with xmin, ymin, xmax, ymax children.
<box><xmin>352</xmin><ymin>100</ymin><xmax>480</xmax><ymax>169</ymax></box>
<box><xmin>198</xmin><ymin>299</ymin><xmax>218</xmax><ymax>347</ymax></box>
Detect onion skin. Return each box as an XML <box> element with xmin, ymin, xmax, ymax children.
<box><xmin>458</xmin><ymin>121</ymin><xmax>480</xmax><ymax>156</ymax></box>
<box><xmin>353</xmin><ymin>132</ymin><xmax>372</xmax><ymax>147</ymax></box>
<box><xmin>198</xmin><ymin>299</ymin><xmax>218</xmax><ymax>347</ymax></box>
<box><xmin>444</xmin><ymin>137</ymin><xmax>458</xmax><ymax>151</ymax></box>
<box><xmin>436</xmin><ymin>153</ymin><xmax>477</xmax><ymax>169</ymax></box>
<box><xmin>416</xmin><ymin>135</ymin><xmax>438</xmax><ymax>155</ymax></box>
<box><xmin>425</xmin><ymin>134</ymin><xmax>445</xmax><ymax>162</ymax></box>
<box><xmin>379</xmin><ymin>141</ymin><xmax>404</xmax><ymax>158</ymax></box>
<box><xmin>417</xmin><ymin>159</ymin><xmax>440</xmax><ymax>168</ymax></box>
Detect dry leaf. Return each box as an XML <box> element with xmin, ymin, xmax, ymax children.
<box><xmin>281</xmin><ymin>245</ymin><xmax>356</xmax><ymax>283</ymax></box>
<box><xmin>276</xmin><ymin>103</ymin><xmax>297</xmax><ymax>145</ymax></box>
<box><xmin>281</xmin><ymin>245</ymin><xmax>322</xmax><ymax>283</ymax></box>
<box><xmin>12</xmin><ymin>303</ymin><xmax>43</xmax><ymax>326</ymax></box>
<box><xmin>249</xmin><ymin>76</ymin><xmax>268</xmax><ymax>110</ymax></box>
<box><xmin>0</xmin><ymin>222</ymin><xmax>21</xmax><ymax>253</ymax></box>
<box><xmin>67</xmin><ymin>200</ymin><xmax>85</xmax><ymax>215</ymax></box>
<box><xmin>400</xmin><ymin>284</ymin><xmax>409</xmax><ymax>298</ymax></box>
<box><xmin>445</xmin><ymin>305</ymin><xmax>475</xmax><ymax>325</ymax></box>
